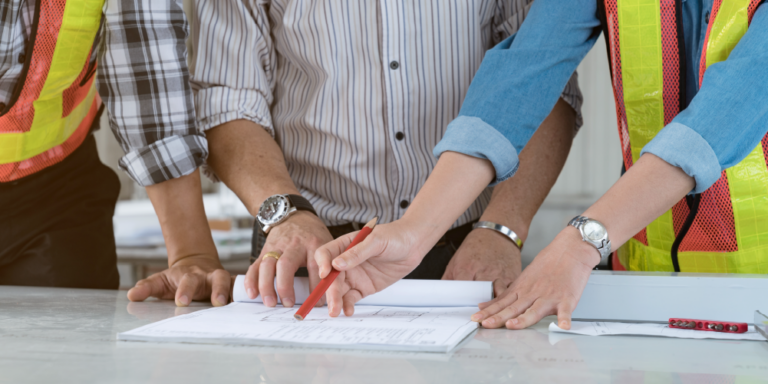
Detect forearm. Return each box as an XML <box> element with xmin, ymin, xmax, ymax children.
<box><xmin>581</xmin><ymin>154</ymin><xmax>694</xmax><ymax>249</ymax></box>
<box><xmin>401</xmin><ymin>153</ymin><xmax>495</xmax><ymax>253</ymax></box>
<box><xmin>206</xmin><ymin>120</ymin><xmax>300</xmax><ymax>216</ymax></box>
<box><xmin>479</xmin><ymin>98</ymin><xmax>576</xmax><ymax>242</ymax></box>
<box><xmin>145</xmin><ymin>172</ymin><xmax>218</xmax><ymax>267</ymax></box>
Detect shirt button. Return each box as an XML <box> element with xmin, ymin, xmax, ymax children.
<box><xmin>18</xmin><ymin>53</ymin><xmax>25</xmax><ymax>63</ymax></box>
<box><xmin>705</xmin><ymin>10</ymin><xmax>710</xmax><ymax>24</ymax></box>
<box><xmin>389</xmin><ymin>61</ymin><xmax>400</xmax><ymax>70</ymax></box>
<box><xmin>395</xmin><ymin>131</ymin><xmax>405</xmax><ymax>141</ymax></box>
<box><xmin>400</xmin><ymin>200</ymin><xmax>409</xmax><ymax>209</ymax></box>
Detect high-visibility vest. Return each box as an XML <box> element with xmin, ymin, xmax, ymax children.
<box><xmin>0</xmin><ymin>0</ymin><xmax>104</xmax><ymax>182</ymax></box>
<box><xmin>599</xmin><ymin>0</ymin><xmax>768</xmax><ymax>273</ymax></box>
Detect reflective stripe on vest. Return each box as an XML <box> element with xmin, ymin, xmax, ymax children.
<box><xmin>0</xmin><ymin>0</ymin><xmax>104</xmax><ymax>182</ymax></box>
<box><xmin>602</xmin><ymin>0</ymin><xmax>768</xmax><ymax>273</ymax></box>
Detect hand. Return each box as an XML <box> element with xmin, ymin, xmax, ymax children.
<box><xmin>127</xmin><ymin>255</ymin><xmax>232</xmax><ymax>307</ymax></box>
<box><xmin>314</xmin><ymin>219</ymin><xmax>431</xmax><ymax>317</ymax></box>
<box><xmin>469</xmin><ymin>227</ymin><xmax>598</xmax><ymax>330</ymax></box>
<box><xmin>244</xmin><ymin>211</ymin><xmax>333</xmax><ymax>308</ymax></box>
<box><xmin>442</xmin><ymin>228</ymin><xmax>522</xmax><ymax>296</ymax></box>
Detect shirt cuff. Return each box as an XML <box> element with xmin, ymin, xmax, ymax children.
<box><xmin>119</xmin><ymin>134</ymin><xmax>209</xmax><ymax>187</ymax></box>
<box><xmin>562</xmin><ymin>71</ymin><xmax>584</xmax><ymax>129</ymax></box>
<box><xmin>195</xmin><ymin>87</ymin><xmax>274</xmax><ymax>136</ymax></box>
<box><xmin>640</xmin><ymin>122</ymin><xmax>721</xmax><ymax>194</ymax></box>
<box><xmin>433</xmin><ymin>116</ymin><xmax>520</xmax><ymax>186</ymax></box>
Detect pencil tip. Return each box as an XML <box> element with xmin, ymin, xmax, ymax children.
<box><xmin>365</xmin><ymin>217</ymin><xmax>378</xmax><ymax>229</ymax></box>
<box><xmin>294</xmin><ymin>314</ymin><xmax>304</xmax><ymax>321</ymax></box>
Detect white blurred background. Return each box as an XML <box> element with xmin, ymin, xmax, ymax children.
<box><xmin>98</xmin><ymin>32</ymin><xmax>622</xmax><ymax>288</ymax></box>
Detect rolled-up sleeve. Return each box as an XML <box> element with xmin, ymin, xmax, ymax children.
<box><xmin>641</xmin><ymin>4</ymin><xmax>768</xmax><ymax>194</ymax></box>
<box><xmin>435</xmin><ymin>0</ymin><xmax>599</xmax><ymax>184</ymax></box>
<box><xmin>98</xmin><ymin>0</ymin><xmax>206</xmax><ymax>187</ymax></box>
<box><xmin>190</xmin><ymin>0</ymin><xmax>276</xmax><ymax>136</ymax></box>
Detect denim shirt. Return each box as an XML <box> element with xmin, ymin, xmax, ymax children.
<box><xmin>434</xmin><ymin>0</ymin><xmax>768</xmax><ymax>193</ymax></box>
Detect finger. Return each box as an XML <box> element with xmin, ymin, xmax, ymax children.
<box><xmin>258</xmin><ymin>254</ymin><xmax>279</xmax><ymax>307</ymax></box>
<box><xmin>326</xmin><ymin>270</ymin><xmax>347</xmax><ymax>317</ymax></box>
<box><xmin>492</xmin><ymin>279</ymin><xmax>511</xmax><ymax>298</ymax></box>
<box><xmin>244</xmin><ymin>258</ymin><xmax>262</xmax><ymax>299</ymax></box>
<box><xmin>506</xmin><ymin>300</ymin><xmax>554</xmax><ymax>330</ymax></box>
<box><xmin>471</xmin><ymin>292</ymin><xmax>519</xmax><ymax>322</ymax></box>
<box><xmin>306</xmin><ymin>252</ymin><xmax>325</xmax><ymax>307</ymax></box>
<box><xmin>175</xmin><ymin>273</ymin><xmax>202</xmax><ymax>307</ymax></box>
<box><xmin>209</xmin><ymin>269</ymin><xmax>231</xmax><ymax>307</ymax></box>
<box><xmin>127</xmin><ymin>273</ymin><xmax>172</xmax><ymax>302</ymax></box>
<box><xmin>342</xmin><ymin>289</ymin><xmax>364</xmax><ymax>317</ymax></box>
<box><xmin>480</xmin><ymin>297</ymin><xmax>534</xmax><ymax>329</ymax></box>
<box><xmin>555</xmin><ymin>300</ymin><xmax>577</xmax><ymax>330</ymax></box>
<box><xmin>315</xmin><ymin>233</ymin><xmax>356</xmax><ymax>278</ymax></box>
<box><xmin>332</xmin><ymin>233</ymin><xmax>385</xmax><ymax>271</ymax></box>
<box><xmin>275</xmin><ymin>248</ymin><xmax>303</xmax><ymax>308</ymax></box>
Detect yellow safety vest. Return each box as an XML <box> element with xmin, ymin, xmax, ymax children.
<box><xmin>0</xmin><ymin>0</ymin><xmax>104</xmax><ymax>182</ymax></box>
<box><xmin>599</xmin><ymin>0</ymin><xmax>768</xmax><ymax>273</ymax></box>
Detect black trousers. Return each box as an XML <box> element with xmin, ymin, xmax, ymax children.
<box><xmin>252</xmin><ymin>220</ymin><xmax>475</xmax><ymax>280</ymax></box>
<box><xmin>0</xmin><ymin>134</ymin><xmax>120</xmax><ymax>289</ymax></box>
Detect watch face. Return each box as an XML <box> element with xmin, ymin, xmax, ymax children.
<box><xmin>258</xmin><ymin>195</ymin><xmax>290</xmax><ymax>225</ymax></box>
<box><xmin>583</xmin><ymin>220</ymin><xmax>607</xmax><ymax>242</ymax></box>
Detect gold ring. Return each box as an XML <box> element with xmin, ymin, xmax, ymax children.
<box><xmin>263</xmin><ymin>251</ymin><xmax>282</xmax><ymax>261</ymax></box>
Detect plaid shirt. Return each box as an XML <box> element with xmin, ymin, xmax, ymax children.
<box><xmin>0</xmin><ymin>0</ymin><xmax>206</xmax><ymax>187</ymax></box>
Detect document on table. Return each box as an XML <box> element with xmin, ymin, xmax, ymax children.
<box><xmin>118</xmin><ymin>277</ymin><xmax>492</xmax><ymax>353</ymax></box>
<box><xmin>550</xmin><ymin>321</ymin><xmax>766</xmax><ymax>341</ymax></box>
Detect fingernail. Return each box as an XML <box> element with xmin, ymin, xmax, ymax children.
<box><xmin>283</xmin><ymin>299</ymin><xmax>294</xmax><ymax>308</ymax></box>
<box><xmin>247</xmin><ymin>288</ymin><xmax>255</xmax><ymax>299</ymax></box>
<box><xmin>178</xmin><ymin>295</ymin><xmax>190</xmax><ymax>306</ymax></box>
<box><xmin>509</xmin><ymin>318</ymin><xmax>518</xmax><ymax>325</ymax></box>
<box><xmin>560</xmin><ymin>320</ymin><xmax>569</xmax><ymax>329</ymax></box>
<box><xmin>216</xmin><ymin>294</ymin><xmax>226</xmax><ymax>306</ymax></box>
<box><xmin>471</xmin><ymin>314</ymin><xmax>483</xmax><ymax>322</ymax></box>
<box><xmin>484</xmin><ymin>318</ymin><xmax>495</xmax><ymax>326</ymax></box>
<box><xmin>264</xmin><ymin>296</ymin><xmax>276</xmax><ymax>307</ymax></box>
<box><xmin>333</xmin><ymin>259</ymin><xmax>347</xmax><ymax>269</ymax></box>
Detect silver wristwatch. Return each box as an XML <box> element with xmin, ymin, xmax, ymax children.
<box><xmin>568</xmin><ymin>215</ymin><xmax>611</xmax><ymax>265</ymax></box>
<box><xmin>257</xmin><ymin>194</ymin><xmax>316</xmax><ymax>233</ymax></box>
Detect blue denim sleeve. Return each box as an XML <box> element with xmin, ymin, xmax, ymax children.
<box><xmin>433</xmin><ymin>0</ymin><xmax>601</xmax><ymax>183</ymax></box>
<box><xmin>641</xmin><ymin>4</ymin><xmax>768</xmax><ymax>194</ymax></box>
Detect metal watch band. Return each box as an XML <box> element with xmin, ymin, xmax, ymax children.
<box><xmin>568</xmin><ymin>215</ymin><xmax>611</xmax><ymax>265</ymax></box>
<box><xmin>472</xmin><ymin>221</ymin><xmax>523</xmax><ymax>250</ymax></box>
<box><xmin>286</xmin><ymin>194</ymin><xmax>317</xmax><ymax>217</ymax></box>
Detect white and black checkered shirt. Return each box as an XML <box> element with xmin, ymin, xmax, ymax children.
<box><xmin>0</xmin><ymin>0</ymin><xmax>206</xmax><ymax>187</ymax></box>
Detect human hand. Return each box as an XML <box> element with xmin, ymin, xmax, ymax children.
<box><xmin>442</xmin><ymin>228</ymin><xmax>522</xmax><ymax>296</ymax></box>
<box><xmin>314</xmin><ymin>219</ymin><xmax>432</xmax><ymax>317</ymax></box>
<box><xmin>244</xmin><ymin>211</ymin><xmax>333</xmax><ymax>308</ymax></box>
<box><xmin>127</xmin><ymin>255</ymin><xmax>233</xmax><ymax>307</ymax></box>
<box><xmin>470</xmin><ymin>227</ymin><xmax>598</xmax><ymax>330</ymax></box>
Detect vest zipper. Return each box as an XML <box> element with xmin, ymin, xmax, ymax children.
<box><xmin>670</xmin><ymin>194</ymin><xmax>701</xmax><ymax>272</ymax></box>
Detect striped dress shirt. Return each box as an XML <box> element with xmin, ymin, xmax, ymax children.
<box><xmin>192</xmin><ymin>0</ymin><xmax>582</xmax><ymax>228</ymax></box>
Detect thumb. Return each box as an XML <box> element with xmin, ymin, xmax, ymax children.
<box><xmin>332</xmin><ymin>233</ymin><xmax>385</xmax><ymax>271</ymax></box>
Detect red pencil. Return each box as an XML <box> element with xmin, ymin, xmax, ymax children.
<box><xmin>294</xmin><ymin>217</ymin><xmax>378</xmax><ymax>321</ymax></box>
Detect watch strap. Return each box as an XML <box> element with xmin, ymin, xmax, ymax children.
<box><xmin>286</xmin><ymin>194</ymin><xmax>317</xmax><ymax>217</ymax></box>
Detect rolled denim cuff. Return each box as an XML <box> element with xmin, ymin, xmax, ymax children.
<box><xmin>640</xmin><ymin>122</ymin><xmax>721</xmax><ymax>194</ymax></box>
<box><xmin>433</xmin><ymin>116</ymin><xmax>520</xmax><ymax>186</ymax></box>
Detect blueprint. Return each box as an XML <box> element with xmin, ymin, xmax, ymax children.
<box><xmin>118</xmin><ymin>302</ymin><xmax>479</xmax><ymax>353</ymax></box>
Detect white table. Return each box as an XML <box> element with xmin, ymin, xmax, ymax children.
<box><xmin>1</xmin><ymin>286</ymin><xmax>766</xmax><ymax>383</ymax></box>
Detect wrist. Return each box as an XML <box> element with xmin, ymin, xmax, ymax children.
<box><xmin>563</xmin><ymin>226</ymin><xmax>602</xmax><ymax>269</ymax></box>
<box><xmin>476</xmin><ymin>214</ymin><xmax>529</xmax><ymax>243</ymax></box>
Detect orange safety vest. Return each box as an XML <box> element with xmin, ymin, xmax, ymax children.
<box><xmin>0</xmin><ymin>0</ymin><xmax>104</xmax><ymax>182</ymax></box>
<box><xmin>600</xmin><ymin>0</ymin><xmax>768</xmax><ymax>273</ymax></box>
